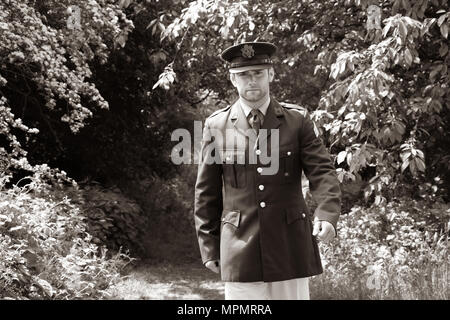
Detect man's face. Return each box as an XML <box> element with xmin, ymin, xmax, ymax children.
<box><xmin>230</xmin><ymin>67</ymin><xmax>274</xmax><ymax>104</ymax></box>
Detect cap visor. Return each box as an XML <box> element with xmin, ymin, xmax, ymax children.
<box><xmin>229</xmin><ymin>64</ymin><xmax>271</xmax><ymax>74</ymax></box>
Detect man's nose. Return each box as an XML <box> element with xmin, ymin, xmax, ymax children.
<box><xmin>248</xmin><ymin>75</ymin><xmax>257</xmax><ymax>84</ymax></box>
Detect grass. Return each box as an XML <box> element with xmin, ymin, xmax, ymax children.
<box><xmin>109</xmin><ymin>259</ymin><xmax>224</xmax><ymax>300</ymax></box>
<box><xmin>109</xmin><ymin>212</ymin><xmax>448</xmax><ymax>300</ymax></box>
<box><xmin>109</xmin><ymin>258</ymin><xmax>448</xmax><ymax>300</ymax></box>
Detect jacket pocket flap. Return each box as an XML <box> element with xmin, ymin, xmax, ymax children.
<box><xmin>286</xmin><ymin>208</ymin><xmax>305</xmax><ymax>224</ymax></box>
<box><xmin>221</xmin><ymin>210</ymin><xmax>240</xmax><ymax>227</ymax></box>
<box><xmin>220</xmin><ymin>149</ymin><xmax>246</xmax><ymax>164</ymax></box>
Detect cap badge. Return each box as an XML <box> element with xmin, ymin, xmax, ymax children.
<box><xmin>241</xmin><ymin>44</ymin><xmax>255</xmax><ymax>58</ymax></box>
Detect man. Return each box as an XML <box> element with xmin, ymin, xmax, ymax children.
<box><xmin>194</xmin><ymin>41</ymin><xmax>341</xmax><ymax>300</ymax></box>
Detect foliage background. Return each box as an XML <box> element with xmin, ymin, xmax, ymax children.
<box><xmin>0</xmin><ymin>0</ymin><xmax>448</xmax><ymax>299</ymax></box>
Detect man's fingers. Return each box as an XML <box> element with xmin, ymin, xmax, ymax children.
<box><xmin>205</xmin><ymin>260</ymin><xmax>220</xmax><ymax>273</ymax></box>
<box><xmin>318</xmin><ymin>225</ymin><xmax>328</xmax><ymax>238</ymax></box>
<box><xmin>312</xmin><ymin>220</ymin><xmax>321</xmax><ymax>236</ymax></box>
<box><xmin>318</xmin><ymin>223</ymin><xmax>334</xmax><ymax>242</ymax></box>
<box><xmin>318</xmin><ymin>229</ymin><xmax>331</xmax><ymax>242</ymax></box>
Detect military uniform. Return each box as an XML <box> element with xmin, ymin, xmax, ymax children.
<box><xmin>193</xmin><ymin>42</ymin><xmax>341</xmax><ymax>297</ymax></box>
<box><xmin>194</xmin><ymin>98</ymin><xmax>341</xmax><ymax>282</ymax></box>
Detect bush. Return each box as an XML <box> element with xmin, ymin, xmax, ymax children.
<box><xmin>128</xmin><ymin>165</ymin><xmax>199</xmax><ymax>262</ymax></box>
<box><xmin>65</xmin><ymin>183</ymin><xmax>147</xmax><ymax>257</ymax></box>
<box><xmin>311</xmin><ymin>198</ymin><xmax>449</xmax><ymax>300</ymax></box>
<box><xmin>0</xmin><ymin>170</ymin><xmax>132</xmax><ymax>299</ymax></box>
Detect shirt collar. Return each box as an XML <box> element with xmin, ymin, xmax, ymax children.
<box><xmin>239</xmin><ymin>97</ymin><xmax>270</xmax><ymax>118</ymax></box>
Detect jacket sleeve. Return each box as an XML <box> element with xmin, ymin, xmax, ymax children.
<box><xmin>299</xmin><ymin>114</ymin><xmax>341</xmax><ymax>230</ymax></box>
<box><xmin>194</xmin><ymin>118</ymin><xmax>223</xmax><ymax>265</ymax></box>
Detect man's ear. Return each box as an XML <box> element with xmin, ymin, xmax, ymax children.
<box><xmin>268</xmin><ymin>67</ymin><xmax>275</xmax><ymax>83</ymax></box>
<box><xmin>229</xmin><ymin>73</ymin><xmax>237</xmax><ymax>87</ymax></box>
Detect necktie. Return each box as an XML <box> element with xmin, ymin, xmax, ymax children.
<box><xmin>249</xmin><ymin>109</ymin><xmax>262</xmax><ymax>136</ymax></box>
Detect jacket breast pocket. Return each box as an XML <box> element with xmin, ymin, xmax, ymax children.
<box><xmin>278</xmin><ymin>144</ymin><xmax>296</xmax><ymax>184</ymax></box>
<box><xmin>221</xmin><ymin>149</ymin><xmax>246</xmax><ymax>188</ymax></box>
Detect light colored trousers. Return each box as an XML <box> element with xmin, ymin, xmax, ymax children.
<box><xmin>225</xmin><ymin>277</ymin><xmax>310</xmax><ymax>300</ymax></box>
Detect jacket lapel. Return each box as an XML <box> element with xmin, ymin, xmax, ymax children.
<box><xmin>228</xmin><ymin>98</ymin><xmax>284</xmax><ymax>152</ymax></box>
<box><xmin>259</xmin><ymin>98</ymin><xmax>282</xmax><ymax>147</ymax></box>
<box><xmin>230</xmin><ymin>100</ymin><xmax>257</xmax><ymax>147</ymax></box>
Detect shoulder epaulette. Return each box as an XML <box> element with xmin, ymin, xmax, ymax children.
<box><xmin>281</xmin><ymin>102</ymin><xmax>321</xmax><ymax>137</ymax></box>
<box><xmin>208</xmin><ymin>105</ymin><xmax>232</xmax><ymax>119</ymax></box>
<box><xmin>279</xmin><ymin>102</ymin><xmax>308</xmax><ymax>117</ymax></box>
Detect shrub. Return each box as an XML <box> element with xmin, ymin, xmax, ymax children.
<box><xmin>65</xmin><ymin>183</ymin><xmax>147</xmax><ymax>257</ymax></box>
<box><xmin>129</xmin><ymin>165</ymin><xmax>199</xmax><ymax>262</ymax></box>
<box><xmin>311</xmin><ymin>198</ymin><xmax>449</xmax><ymax>300</ymax></box>
<box><xmin>0</xmin><ymin>170</ymin><xmax>132</xmax><ymax>299</ymax></box>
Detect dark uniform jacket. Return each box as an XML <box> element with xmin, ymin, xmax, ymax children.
<box><xmin>194</xmin><ymin>98</ymin><xmax>341</xmax><ymax>282</ymax></box>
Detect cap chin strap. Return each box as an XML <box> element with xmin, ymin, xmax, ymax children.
<box><xmin>230</xmin><ymin>58</ymin><xmax>273</xmax><ymax>68</ymax></box>
<box><xmin>229</xmin><ymin>64</ymin><xmax>272</xmax><ymax>74</ymax></box>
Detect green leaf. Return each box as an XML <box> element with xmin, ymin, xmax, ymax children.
<box><xmin>339</xmin><ymin>59</ymin><xmax>347</xmax><ymax>75</ymax></box>
<box><xmin>386</xmin><ymin>234</ymin><xmax>395</xmax><ymax>240</ymax></box>
<box><xmin>346</xmin><ymin>152</ymin><xmax>353</xmax><ymax>166</ymax></box>
<box><xmin>330</xmin><ymin>62</ymin><xmax>340</xmax><ymax>80</ymax></box>
<box><xmin>146</xmin><ymin>19</ymin><xmax>157</xmax><ymax>30</ymax></box>
<box><xmin>374</xmin><ymin>195</ymin><xmax>380</xmax><ymax>205</ymax></box>
<box><xmin>115</xmin><ymin>34</ymin><xmax>128</xmax><ymax>48</ymax></box>
<box><xmin>404</xmin><ymin>48</ymin><xmax>412</xmax><ymax>66</ymax></box>
<box><xmin>437</xmin><ymin>14</ymin><xmax>446</xmax><ymax>27</ymax></box>
<box><xmin>336</xmin><ymin>169</ymin><xmax>345</xmax><ymax>183</ymax></box>
<box><xmin>396</xmin><ymin>122</ymin><xmax>405</xmax><ymax>135</ymax></box>
<box><xmin>36</xmin><ymin>278</ymin><xmax>54</xmax><ymax>297</ymax></box>
<box><xmin>415</xmin><ymin>157</ymin><xmax>426</xmax><ymax>172</ymax></box>
<box><xmin>440</xmin><ymin>23</ymin><xmax>448</xmax><ymax>39</ymax></box>
<box><xmin>226</xmin><ymin>15</ymin><xmax>235</xmax><ymax>28</ymax></box>
<box><xmin>398</xmin><ymin>21</ymin><xmax>407</xmax><ymax>40</ymax></box>
<box><xmin>430</xmin><ymin>64</ymin><xmax>443</xmax><ymax>80</ymax></box>
<box><xmin>337</xmin><ymin>151</ymin><xmax>347</xmax><ymax>164</ymax></box>
<box><xmin>382</xmin><ymin>21</ymin><xmax>392</xmax><ymax>38</ymax></box>
<box><xmin>439</xmin><ymin>43</ymin><xmax>448</xmax><ymax>57</ymax></box>
<box><xmin>119</xmin><ymin>0</ymin><xmax>132</xmax><ymax>9</ymax></box>
<box><xmin>338</xmin><ymin>105</ymin><xmax>346</xmax><ymax>116</ymax></box>
<box><xmin>401</xmin><ymin>159</ymin><xmax>409</xmax><ymax>172</ymax></box>
<box><xmin>249</xmin><ymin>20</ymin><xmax>255</xmax><ymax>31</ymax></box>
<box><xmin>400</xmin><ymin>151</ymin><xmax>411</xmax><ymax>162</ymax></box>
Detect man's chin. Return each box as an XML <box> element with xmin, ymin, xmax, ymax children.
<box><xmin>243</xmin><ymin>92</ymin><xmax>263</xmax><ymax>101</ymax></box>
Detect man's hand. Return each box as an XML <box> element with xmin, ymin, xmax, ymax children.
<box><xmin>312</xmin><ymin>218</ymin><xmax>336</xmax><ymax>243</ymax></box>
<box><xmin>205</xmin><ymin>260</ymin><xmax>220</xmax><ymax>273</ymax></box>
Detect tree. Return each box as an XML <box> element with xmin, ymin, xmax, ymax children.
<box><xmin>0</xmin><ymin>0</ymin><xmax>133</xmax><ymax>175</ymax></box>
<box><xmin>153</xmin><ymin>0</ymin><xmax>450</xmax><ymax>204</ymax></box>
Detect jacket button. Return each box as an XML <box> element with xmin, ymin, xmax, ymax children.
<box><xmin>257</xmin><ymin>167</ymin><xmax>263</xmax><ymax>173</ymax></box>
<box><xmin>260</xmin><ymin>202</ymin><xmax>266</xmax><ymax>208</ymax></box>
<box><xmin>255</xmin><ymin>149</ymin><xmax>261</xmax><ymax>155</ymax></box>
<box><xmin>287</xmin><ymin>151</ymin><xmax>291</xmax><ymax>156</ymax></box>
<box><xmin>302</xmin><ymin>213</ymin><xmax>306</xmax><ymax>218</ymax></box>
<box><xmin>258</xmin><ymin>185</ymin><xmax>264</xmax><ymax>191</ymax></box>
<box><xmin>284</xmin><ymin>172</ymin><xmax>289</xmax><ymax>176</ymax></box>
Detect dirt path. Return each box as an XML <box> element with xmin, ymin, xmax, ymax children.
<box><xmin>110</xmin><ymin>261</ymin><xmax>224</xmax><ymax>300</ymax></box>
